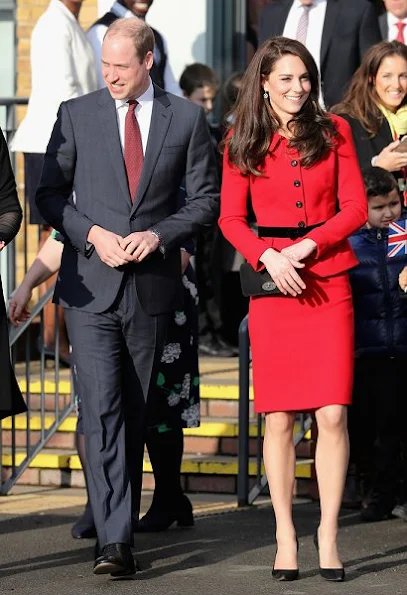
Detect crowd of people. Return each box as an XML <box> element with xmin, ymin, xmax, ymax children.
<box><xmin>0</xmin><ymin>0</ymin><xmax>406</xmax><ymax>583</ymax></box>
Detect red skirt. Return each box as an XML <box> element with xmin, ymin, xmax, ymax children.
<box><xmin>249</xmin><ymin>271</ymin><xmax>354</xmax><ymax>413</ymax></box>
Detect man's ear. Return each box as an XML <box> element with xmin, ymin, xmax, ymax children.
<box><xmin>145</xmin><ymin>50</ymin><xmax>154</xmax><ymax>70</ymax></box>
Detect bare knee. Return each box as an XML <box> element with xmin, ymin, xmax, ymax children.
<box><xmin>316</xmin><ymin>405</ymin><xmax>347</xmax><ymax>435</ymax></box>
<box><xmin>265</xmin><ymin>411</ymin><xmax>295</xmax><ymax>438</ymax></box>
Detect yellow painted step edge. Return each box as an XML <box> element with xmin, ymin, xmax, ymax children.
<box><xmin>1</xmin><ymin>416</ymin><xmax>310</xmax><ymax>440</ymax></box>
<box><xmin>17</xmin><ymin>380</ymin><xmax>252</xmax><ymax>400</ymax></box>
<box><xmin>1</xmin><ymin>453</ymin><xmax>311</xmax><ymax>479</ymax></box>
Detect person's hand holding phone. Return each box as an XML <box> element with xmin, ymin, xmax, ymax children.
<box><xmin>375</xmin><ymin>139</ymin><xmax>407</xmax><ymax>171</ymax></box>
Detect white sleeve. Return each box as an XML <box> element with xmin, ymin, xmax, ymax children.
<box><xmin>86</xmin><ymin>25</ymin><xmax>107</xmax><ymax>89</ymax></box>
<box><xmin>31</xmin><ymin>24</ymin><xmax>79</xmax><ymax>102</ymax></box>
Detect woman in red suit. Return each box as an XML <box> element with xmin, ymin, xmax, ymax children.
<box><xmin>219</xmin><ymin>37</ymin><xmax>367</xmax><ymax>582</ymax></box>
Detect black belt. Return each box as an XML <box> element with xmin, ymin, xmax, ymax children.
<box><xmin>258</xmin><ymin>222</ymin><xmax>324</xmax><ymax>240</ymax></box>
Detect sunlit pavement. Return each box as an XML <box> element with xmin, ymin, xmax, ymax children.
<box><xmin>0</xmin><ymin>487</ymin><xmax>406</xmax><ymax>594</ymax></box>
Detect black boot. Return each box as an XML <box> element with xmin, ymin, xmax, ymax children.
<box><xmin>71</xmin><ymin>431</ymin><xmax>97</xmax><ymax>539</ymax></box>
<box><xmin>136</xmin><ymin>427</ymin><xmax>194</xmax><ymax>532</ymax></box>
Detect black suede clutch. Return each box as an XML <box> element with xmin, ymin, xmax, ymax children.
<box><xmin>239</xmin><ymin>262</ymin><xmax>283</xmax><ymax>297</ymax></box>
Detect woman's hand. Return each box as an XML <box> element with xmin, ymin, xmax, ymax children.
<box><xmin>281</xmin><ymin>238</ymin><xmax>317</xmax><ymax>262</ymax></box>
<box><xmin>259</xmin><ymin>248</ymin><xmax>306</xmax><ymax>296</ymax></box>
<box><xmin>399</xmin><ymin>266</ymin><xmax>407</xmax><ymax>292</ymax></box>
<box><xmin>0</xmin><ymin>241</ymin><xmax>5</xmax><ymax>251</ymax></box>
<box><xmin>8</xmin><ymin>284</ymin><xmax>33</xmax><ymax>326</ymax></box>
<box><xmin>375</xmin><ymin>140</ymin><xmax>407</xmax><ymax>172</ymax></box>
<box><xmin>181</xmin><ymin>250</ymin><xmax>191</xmax><ymax>274</ymax></box>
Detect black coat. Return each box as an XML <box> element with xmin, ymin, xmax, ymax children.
<box><xmin>349</xmin><ymin>219</ymin><xmax>407</xmax><ymax>357</ymax></box>
<box><xmin>342</xmin><ymin>113</ymin><xmax>394</xmax><ymax>169</ymax></box>
<box><xmin>258</xmin><ymin>0</ymin><xmax>382</xmax><ymax>108</ymax></box>
<box><xmin>0</xmin><ymin>130</ymin><xmax>26</xmax><ymax>420</ymax></box>
<box><xmin>342</xmin><ymin>114</ymin><xmax>405</xmax><ymax>197</ymax></box>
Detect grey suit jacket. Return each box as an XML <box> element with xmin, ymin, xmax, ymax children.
<box><xmin>258</xmin><ymin>0</ymin><xmax>381</xmax><ymax>108</ymax></box>
<box><xmin>36</xmin><ymin>84</ymin><xmax>219</xmax><ymax>315</ymax></box>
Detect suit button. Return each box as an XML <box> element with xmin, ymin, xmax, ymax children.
<box><xmin>298</xmin><ymin>221</ymin><xmax>306</xmax><ymax>228</ymax></box>
<box><xmin>291</xmin><ymin>160</ymin><xmax>298</xmax><ymax>167</ymax></box>
<box><xmin>294</xmin><ymin>180</ymin><xmax>301</xmax><ymax>187</ymax></box>
<box><xmin>296</xmin><ymin>201</ymin><xmax>303</xmax><ymax>208</ymax></box>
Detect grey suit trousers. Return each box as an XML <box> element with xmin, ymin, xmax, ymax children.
<box><xmin>64</xmin><ymin>272</ymin><xmax>168</xmax><ymax>547</ymax></box>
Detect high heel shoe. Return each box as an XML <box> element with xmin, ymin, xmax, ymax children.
<box><xmin>272</xmin><ymin>536</ymin><xmax>299</xmax><ymax>581</ymax></box>
<box><xmin>313</xmin><ymin>531</ymin><xmax>345</xmax><ymax>582</ymax></box>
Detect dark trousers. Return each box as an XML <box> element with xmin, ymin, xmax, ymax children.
<box><xmin>348</xmin><ymin>355</ymin><xmax>407</xmax><ymax>505</ymax></box>
<box><xmin>64</xmin><ymin>274</ymin><xmax>168</xmax><ymax>548</ymax></box>
<box><xmin>24</xmin><ymin>153</ymin><xmax>46</xmax><ymax>225</ymax></box>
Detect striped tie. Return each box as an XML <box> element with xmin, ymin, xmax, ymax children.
<box><xmin>296</xmin><ymin>4</ymin><xmax>313</xmax><ymax>45</ymax></box>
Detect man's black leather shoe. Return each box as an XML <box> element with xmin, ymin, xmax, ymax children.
<box><xmin>93</xmin><ymin>543</ymin><xmax>136</xmax><ymax>576</ymax></box>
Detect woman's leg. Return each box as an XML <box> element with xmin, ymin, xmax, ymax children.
<box><xmin>263</xmin><ymin>411</ymin><xmax>297</xmax><ymax>569</ymax></box>
<box><xmin>137</xmin><ymin>426</ymin><xmax>193</xmax><ymax>531</ymax></box>
<box><xmin>314</xmin><ymin>405</ymin><xmax>349</xmax><ymax>568</ymax></box>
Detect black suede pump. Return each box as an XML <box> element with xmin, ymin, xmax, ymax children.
<box><xmin>313</xmin><ymin>531</ymin><xmax>345</xmax><ymax>582</ymax></box>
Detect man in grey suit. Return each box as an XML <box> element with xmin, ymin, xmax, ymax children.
<box><xmin>258</xmin><ymin>0</ymin><xmax>381</xmax><ymax>108</ymax></box>
<box><xmin>379</xmin><ymin>0</ymin><xmax>407</xmax><ymax>42</ymax></box>
<box><xmin>36</xmin><ymin>17</ymin><xmax>219</xmax><ymax>577</ymax></box>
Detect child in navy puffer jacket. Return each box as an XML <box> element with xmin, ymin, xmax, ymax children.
<box><xmin>348</xmin><ymin>166</ymin><xmax>407</xmax><ymax>523</ymax></box>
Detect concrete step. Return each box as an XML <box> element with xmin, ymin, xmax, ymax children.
<box><xmin>1</xmin><ymin>448</ymin><xmax>313</xmax><ymax>495</ymax></box>
<box><xmin>1</xmin><ymin>415</ymin><xmax>312</xmax><ymax>457</ymax></box>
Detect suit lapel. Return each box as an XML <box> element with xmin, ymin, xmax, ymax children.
<box><xmin>97</xmin><ymin>89</ymin><xmax>131</xmax><ymax>205</ymax></box>
<box><xmin>130</xmin><ymin>85</ymin><xmax>172</xmax><ymax>215</ymax></box>
<box><xmin>276</xmin><ymin>0</ymin><xmax>294</xmax><ymax>34</ymax></box>
<box><xmin>379</xmin><ymin>13</ymin><xmax>388</xmax><ymax>41</ymax></box>
<box><xmin>320</xmin><ymin>0</ymin><xmax>340</xmax><ymax>70</ymax></box>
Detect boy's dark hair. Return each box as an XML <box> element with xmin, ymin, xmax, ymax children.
<box><xmin>362</xmin><ymin>166</ymin><xmax>398</xmax><ymax>199</ymax></box>
<box><xmin>179</xmin><ymin>63</ymin><xmax>218</xmax><ymax>97</ymax></box>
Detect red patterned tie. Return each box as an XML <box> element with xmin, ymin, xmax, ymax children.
<box><xmin>124</xmin><ymin>100</ymin><xmax>143</xmax><ymax>202</ymax></box>
<box><xmin>396</xmin><ymin>21</ymin><xmax>406</xmax><ymax>44</ymax></box>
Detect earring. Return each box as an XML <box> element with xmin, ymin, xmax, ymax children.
<box><xmin>263</xmin><ymin>91</ymin><xmax>269</xmax><ymax>99</ymax></box>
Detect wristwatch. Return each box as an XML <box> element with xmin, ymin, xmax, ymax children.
<box><xmin>149</xmin><ymin>227</ymin><xmax>165</xmax><ymax>255</ymax></box>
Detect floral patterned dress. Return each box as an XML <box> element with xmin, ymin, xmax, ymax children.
<box><xmin>147</xmin><ymin>262</ymin><xmax>200</xmax><ymax>430</ymax></box>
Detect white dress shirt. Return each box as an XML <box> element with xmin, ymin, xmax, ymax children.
<box><xmin>115</xmin><ymin>79</ymin><xmax>154</xmax><ymax>155</ymax></box>
<box><xmin>11</xmin><ymin>0</ymin><xmax>98</xmax><ymax>153</ymax></box>
<box><xmin>87</xmin><ymin>1</ymin><xmax>181</xmax><ymax>95</ymax></box>
<box><xmin>387</xmin><ymin>12</ymin><xmax>407</xmax><ymax>42</ymax></box>
<box><xmin>283</xmin><ymin>0</ymin><xmax>328</xmax><ymax>77</ymax></box>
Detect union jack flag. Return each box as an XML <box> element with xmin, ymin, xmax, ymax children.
<box><xmin>388</xmin><ymin>219</ymin><xmax>407</xmax><ymax>258</ymax></box>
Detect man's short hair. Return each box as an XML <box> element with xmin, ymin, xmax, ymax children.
<box><xmin>104</xmin><ymin>17</ymin><xmax>155</xmax><ymax>61</ymax></box>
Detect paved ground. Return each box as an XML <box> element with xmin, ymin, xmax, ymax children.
<box><xmin>0</xmin><ymin>488</ymin><xmax>406</xmax><ymax>594</ymax></box>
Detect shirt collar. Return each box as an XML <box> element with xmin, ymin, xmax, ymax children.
<box><xmin>111</xmin><ymin>1</ymin><xmax>134</xmax><ymax>19</ymax></box>
<box><xmin>388</xmin><ymin>11</ymin><xmax>407</xmax><ymax>27</ymax></box>
<box><xmin>293</xmin><ymin>0</ymin><xmax>326</xmax><ymax>8</ymax></box>
<box><xmin>115</xmin><ymin>78</ymin><xmax>154</xmax><ymax>110</ymax></box>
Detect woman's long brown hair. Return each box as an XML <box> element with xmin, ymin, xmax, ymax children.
<box><xmin>225</xmin><ymin>37</ymin><xmax>337</xmax><ymax>175</ymax></box>
<box><xmin>333</xmin><ymin>41</ymin><xmax>407</xmax><ymax>137</ymax></box>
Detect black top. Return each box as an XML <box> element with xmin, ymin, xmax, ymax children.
<box><xmin>0</xmin><ymin>129</ymin><xmax>22</xmax><ymax>244</ymax></box>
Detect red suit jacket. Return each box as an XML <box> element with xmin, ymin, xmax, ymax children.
<box><xmin>219</xmin><ymin>114</ymin><xmax>368</xmax><ymax>277</ymax></box>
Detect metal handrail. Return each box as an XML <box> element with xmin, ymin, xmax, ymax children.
<box><xmin>1</xmin><ymin>288</ymin><xmax>75</xmax><ymax>495</ymax></box>
<box><xmin>237</xmin><ymin>314</ymin><xmax>313</xmax><ymax>507</ymax></box>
